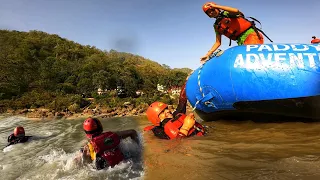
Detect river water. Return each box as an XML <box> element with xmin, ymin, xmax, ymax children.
<box><xmin>1</xmin><ymin>115</ymin><xmax>320</xmax><ymax>180</ymax></box>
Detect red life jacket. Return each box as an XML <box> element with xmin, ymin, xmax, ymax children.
<box><xmin>163</xmin><ymin>113</ymin><xmax>205</xmax><ymax>139</ymax></box>
<box><xmin>89</xmin><ymin>132</ymin><xmax>124</xmax><ymax>167</ymax></box>
<box><xmin>214</xmin><ymin>11</ymin><xmax>273</xmax><ymax>46</ymax></box>
<box><xmin>311</xmin><ymin>39</ymin><xmax>320</xmax><ymax>44</ymax></box>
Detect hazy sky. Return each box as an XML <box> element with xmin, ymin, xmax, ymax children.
<box><xmin>0</xmin><ymin>0</ymin><xmax>319</xmax><ymax>70</ymax></box>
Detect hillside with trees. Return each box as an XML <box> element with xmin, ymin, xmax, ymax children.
<box><xmin>0</xmin><ymin>30</ymin><xmax>192</xmax><ymax>116</ymax></box>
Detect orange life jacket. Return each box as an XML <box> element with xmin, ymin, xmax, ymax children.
<box><xmin>214</xmin><ymin>11</ymin><xmax>273</xmax><ymax>46</ymax></box>
<box><xmin>311</xmin><ymin>39</ymin><xmax>320</xmax><ymax>44</ymax></box>
<box><xmin>163</xmin><ymin>113</ymin><xmax>205</xmax><ymax>139</ymax></box>
<box><xmin>89</xmin><ymin>132</ymin><xmax>124</xmax><ymax>167</ymax></box>
<box><xmin>215</xmin><ymin>15</ymin><xmax>252</xmax><ymax>40</ymax></box>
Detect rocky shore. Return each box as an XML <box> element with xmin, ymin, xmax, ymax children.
<box><xmin>5</xmin><ymin>102</ymin><xmax>150</xmax><ymax>120</ymax></box>
<box><xmin>4</xmin><ymin>101</ymin><xmax>194</xmax><ymax>120</ymax></box>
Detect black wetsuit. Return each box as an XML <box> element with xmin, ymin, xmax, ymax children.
<box><xmin>6</xmin><ymin>134</ymin><xmax>32</xmax><ymax>147</ymax></box>
<box><xmin>151</xmin><ymin>83</ymin><xmax>188</xmax><ymax>139</ymax></box>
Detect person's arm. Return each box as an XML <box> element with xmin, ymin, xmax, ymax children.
<box><xmin>207</xmin><ymin>32</ymin><xmax>222</xmax><ymax>57</ymax></box>
<box><xmin>7</xmin><ymin>134</ymin><xmax>14</xmax><ymax>143</ymax></box>
<box><xmin>201</xmin><ymin>32</ymin><xmax>222</xmax><ymax>62</ymax></box>
<box><xmin>74</xmin><ymin>144</ymin><xmax>92</xmax><ymax>165</ymax></box>
<box><xmin>178</xmin><ymin>113</ymin><xmax>196</xmax><ymax>136</ymax></box>
<box><xmin>173</xmin><ymin>82</ymin><xmax>188</xmax><ymax>116</ymax></box>
<box><xmin>212</xmin><ymin>4</ymin><xmax>240</xmax><ymax>15</ymax></box>
<box><xmin>116</xmin><ymin>129</ymin><xmax>139</xmax><ymax>145</ymax></box>
<box><xmin>5</xmin><ymin>134</ymin><xmax>15</xmax><ymax>147</ymax></box>
<box><xmin>5</xmin><ymin>141</ymin><xmax>14</xmax><ymax>148</ymax></box>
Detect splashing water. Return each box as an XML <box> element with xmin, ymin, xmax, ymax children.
<box><xmin>0</xmin><ymin>116</ymin><xmax>144</xmax><ymax>180</ymax></box>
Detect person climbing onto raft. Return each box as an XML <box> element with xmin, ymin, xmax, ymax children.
<box><xmin>311</xmin><ymin>36</ymin><xmax>320</xmax><ymax>44</ymax></box>
<box><xmin>144</xmin><ymin>80</ymin><xmax>206</xmax><ymax>140</ymax></box>
<box><xmin>200</xmin><ymin>2</ymin><xmax>273</xmax><ymax>64</ymax></box>
<box><xmin>75</xmin><ymin>117</ymin><xmax>140</xmax><ymax>170</ymax></box>
<box><xmin>6</xmin><ymin>126</ymin><xmax>32</xmax><ymax>147</ymax></box>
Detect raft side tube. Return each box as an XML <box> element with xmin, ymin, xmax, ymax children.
<box><xmin>186</xmin><ymin>43</ymin><xmax>320</xmax><ymax>120</ymax></box>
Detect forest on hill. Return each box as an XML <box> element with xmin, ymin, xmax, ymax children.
<box><xmin>0</xmin><ymin>30</ymin><xmax>192</xmax><ymax>113</ymax></box>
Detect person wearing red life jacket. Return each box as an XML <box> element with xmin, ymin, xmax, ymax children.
<box><xmin>6</xmin><ymin>126</ymin><xmax>32</xmax><ymax>147</ymax></box>
<box><xmin>311</xmin><ymin>36</ymin><xmax>320</xmax><ymax>44</ymax></box>
<box><xmin>75</xmin><ymin>117</ymin><xmax>140</xmax><ymax>170</ymax></box>
<box><xmin>200</xmin><ymin>2</ymin><xmax>272</xmax><ymax>64</ymax></box>
<box><xmin>144</xmin><ymin>82</ymin><xmax>206</xmax><ymax>139</ymax></box>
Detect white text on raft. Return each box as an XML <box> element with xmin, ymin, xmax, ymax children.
<box><xmin>234</xmin><ymin>44</ymin><xmax>320</xmax><ymax>69</ymax></box>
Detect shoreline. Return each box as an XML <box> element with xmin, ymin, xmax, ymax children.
<box><xmin>4</xmin><ymin>104</ymin><xmax>149</xmax><ymax>120</ymax></box>
<box><xmin>2</xmin><ymin>104</ymin><xmax>194</xmax><ymax>120</ymax></box>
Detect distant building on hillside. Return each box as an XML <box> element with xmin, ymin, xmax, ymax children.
<box><xmin>135</xmin><ymin>90</ymin><xmax>144</xmax><ymax>96</ymax></box>
<box><xmin>168</xmin><ymin>86</ymin><xmax>181</xmax><ymax>96</ymax></box>
<box><xmin>97</xmin><ymin>88</ymin><xmax>108</xmax><ymax>95</ymax></box>
<box><xmin>157</xmin><ymin>84</ymin><xmax>167</xmax><ymax>93</ymax></box>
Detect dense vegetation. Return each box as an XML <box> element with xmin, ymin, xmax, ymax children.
<box><xmin>0</xmin><ymin>30</ymin><xmax>192</xmax><ymax>113</ymax></box>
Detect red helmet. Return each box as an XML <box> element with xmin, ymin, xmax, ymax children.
<box><xmin>146</xmin><ymin>102</ymin><xmax>168</xmax><ymax>126</ymax></box>
<box><xmin>83</xmin><ymin>118</ymin><xmax>103</xmax><ymax>138</ymax></box>
<box><xmin>14</xmin><ymin>126</ymin><xmax>25</xmax><ymax>137</ymax></box>
<box><xmin>202</xmin><ymin>2</ymin><xmax>216</xmax><ymax>13</ymax></box>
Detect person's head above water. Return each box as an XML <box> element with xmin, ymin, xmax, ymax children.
<box><xmin>202</xmin><ymin>2</ymin><xmax>220</xmax><ymax>18</ymax></box>
<box><xmin>146</xmin><ymin>102</ymin><xmax>173</xmax><ymax>126</ymax></box>
<box><xmin>312</xmin><ymin>36</ymin><xmax>316</xmax><ymax>39</ymax></box>
<box><xmin>14</xmin><ymin>126</ymin><xmax>25</xmax><ymax>138</ymax></box>
<box><xmin>83</xmin><ymin>117</ymin><xmax>103</xmax><ymax>139</ymax></box>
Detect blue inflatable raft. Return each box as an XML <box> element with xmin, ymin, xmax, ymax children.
<box><xmin>186</xmin><ymin>43</ymin><xmax>320</xmax><ymax>121</ymax></box>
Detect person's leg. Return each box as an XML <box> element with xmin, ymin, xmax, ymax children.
<box><xmin>243</xmin><ymin>32</ymin><xmax>264</xmax><ymax>45</ymax></box>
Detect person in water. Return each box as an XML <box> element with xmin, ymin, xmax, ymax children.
<box><xmin>144</xmin><ymin>81</ymin><xmax>206</xmax><ymax>139</ymax></box>
<box><xmin>311</xmin><ymin>36</ymin><xmax>320</xmax><ymax>44</ymax></box>
<box><xmin>200</xmin><ymin>2</ymin><xmax>272</xmax><ymax>64</ymax></box>
<box><xmin>6</xmin><ymin>126</ymin><xmax>32</xmax><ymax>147</ymax></box>
<box><xmin>75</xmin><ymin>117</ymin><xmax>140</xmax><ymax>170</ymax></box>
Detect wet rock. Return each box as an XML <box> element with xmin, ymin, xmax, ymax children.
<box><xmin>131</xmin><ymin>109</ymin><xmax>137</xmax><ymax>115</ymax></box>
<box><xmin>55</xmin><ymin>112</ymin><xmax>64</xmax><ymax>118</ymax></box>
<box><xmin>138</xmin><ymin>108</ymin><xmax>145</xmax><ymax>114</ymax></box>
<box><xmin>100</xmin><ymin>107</ymin><xmax>112</xmax><ymax>113</ymax></box>
<box><xmin>47</xmin><ymin>112</ymin><xmax>55</xmax><ymax>118</ymax></box>
<box><xmin>127</xmin><ymin>105</ymin><xmax>134</xmax><ymax>111</ymax></box>
<box><xmin>18</xmin><ymin>109</ymin><xmax>28</xmax><ymax>114</ymax></box>
<box><xmin>123</xmin><ymin>102</ymin><xmax>131</xmax><ymax>107</ymax></box>
<box><xmin>6</xmin><ymin>109</ymin><xmax>15</xmax><ymax>114</ymax></box>
<box><xmin>9</xmin><ymin>100</ymin><xmax>152</xmax><ymax>120</ymax></box>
